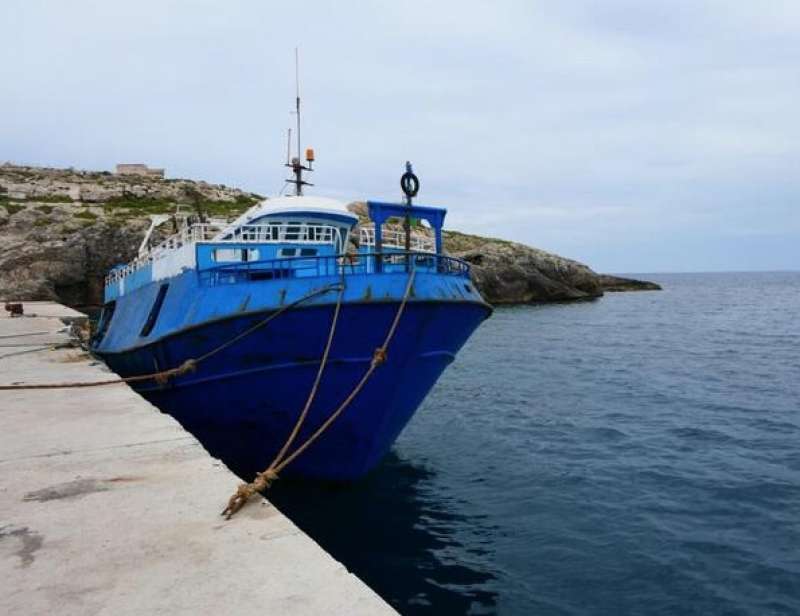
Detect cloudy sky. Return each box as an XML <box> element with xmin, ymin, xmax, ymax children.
<box><xmin>3</xmin><ymin>1</ymin><xmax>798</xmax><ymax>272</ymax></box>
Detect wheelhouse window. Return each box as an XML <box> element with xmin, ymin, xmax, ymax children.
<box><xmin>267</xmin><ymin>222</ymin><xmax>282</xmax><ymax>240</ymax></box>
<box><xmin>284</xmin><ymin>223</ymin><xmax>302</xmax><ymax>241</ymax></box>
<box><xmin>213</xmin><ymin>248</ymin><xmax>259</xmax><ymax>262</ymax></box>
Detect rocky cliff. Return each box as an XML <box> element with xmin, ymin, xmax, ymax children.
<box><xmin>346</xmin><ymin>202</ymin><xmax>659</xmax><ymax>304</ymax></box>
<box><xmin>0</xmin><ymin>164</ymin><xmax>659</xmax><ymax>307</ymax></box>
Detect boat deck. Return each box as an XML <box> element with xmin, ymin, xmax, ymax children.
<box><xmin>0</xmin><ymin>302</ymin><xmax>395</xmax><ymax>615</ymax></box>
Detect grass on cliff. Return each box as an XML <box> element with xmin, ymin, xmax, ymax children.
<box><xmin>1</xmin><ymin>203</ymin><xmax>25</xmax><ymax>216</ymax></box>
<box><xmin>443</xmin><ymin>229</ymin><xmax>516</xmax><ymax>253</ymax></box>
<box><xmin>102</xmin><ymin>194</ymin><xmax>258</xmax><ymax>218</ymax></box>
<box><xmin>0</xmin><ymin>194</ymin><xmax>72</xmax><ymax>204</ymax></box>
<box><xmin>73</xmin><ymin>209</ymin><xmax>98</xmax><ymax>221</ymax></box>
<box><xmin>32</xmin><ymin>194</ymin><xmax>74</xmax><ymax>203</ymax></box>
<box><xmin>103</xmin><ymin>196</ymin><xmax>178</xmax><ymax>216</ymax></box>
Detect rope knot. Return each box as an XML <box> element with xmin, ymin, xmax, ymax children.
<box><xmin>154</xmin><ymin>358</ymin><xmax>198</xmax><ymax>386</ymax></box>
<box><xmin>221</xmin><ymin>469</ymin><xmax>279</xmax><ymax>519</ymax></box>
<box><xmin>371</xmin><ymin>346</ymin><xmax>387</xmax><ymax>367</ymax></box>
<box><xmin>253</xmin><ymin>469</ymin><xmax>279</xmax><ymax>492</ymax></box>
<box><xmin>221</xmin><ymin>269</ymin><xmax>414</xmax><ymax>522</ymax></box>
<box><xmin>176</xmin><ymin>358</ymin><xmax>198</xmax><ymax>375</ymax></box>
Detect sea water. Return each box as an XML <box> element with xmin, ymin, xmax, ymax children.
<box><xmin>270</xmin><ymin>271</ymin><xmax>800</xmax><ymax>615</ymax></box>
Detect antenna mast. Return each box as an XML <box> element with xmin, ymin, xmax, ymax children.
<box><xmin>286</xmin><ymin>47</ymin><xmax>314</xmax><ymax>196</ymax></box>
<box><xmin>296</xmin><ymin>47</ymin><xmax>301</xmax><ymax>172</ymax></box>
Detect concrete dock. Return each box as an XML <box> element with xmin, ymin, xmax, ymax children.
<box><xmin>0</xmin><ymin>302</ymin><xmax>395</xmax><ymax>615</ymax></box>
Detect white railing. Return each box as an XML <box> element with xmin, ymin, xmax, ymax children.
<box><xmin>359</xmin><ymin>226</ymin><xmax>435</xmax><ymax>253</ymax></box>
<box><xmin>105</xmin><ymin>222</ymin><xmax>342</xmax><ymax>285</ymax></box>
<box><xmin>216</xmin><ymin>223</ymin><xmax>340</xmax><ymax>244</ymax></box>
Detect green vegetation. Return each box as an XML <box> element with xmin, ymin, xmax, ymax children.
<box><xmin>32</xmin><ymin>217</ymin><xmax>51</xmax><ymax>227</ymax></box>
<box><xmin>104</xmin><ymin>195</ymin><xmax>176</xmax><ymax>214</ymax></box>
<box><xmin>203</xmin><ymin>197</ymin><xmax>257</xmax><ymax>217</ymax></box>
<box><xmin>2</xmin><ymin>203</ymin><xmax>25</xmax><ymax>216</ymax></box>
<box><xmin>101</xmin><ymin>192</ymin><xmax>258</xmax><ymax>219</ymax></box>
<box><xmin>32</xmin><ymin>194</ymin><xmax>73</xmax><ymax>203</ymax></box>
<box><xmin>35</xmin><ymin>205</ymin><xmax>54</xmax><ymax>214</ymax></box>
<box><xmin>109</xmin><ymin>209</ymin><xmax>136</xmax><ymax>220</ymax></box>
<box><xmin>0</xmin><ymin>193</ymin><xmax>71</xmax><ymax>204</ymax></box>
<box><xmin>236</xmin><ymin>193</ymin><xmax>261</xmax><ymax>205</ymax></box>
<box><xmin>443</xmin><ymin>229</ymin><xmax>515</xmax><ymax>253</ymax></box>
<box><xmin>73</xmin><ymin>209</ymin><xmax>98</xmax><ymax>220</ymax></box>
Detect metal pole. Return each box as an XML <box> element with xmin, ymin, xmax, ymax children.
<box><xmin>404</xmin><ymin>193</ymin><xmax>411</xmax><ymax>271</ymax></box>
<box><xmin>295</xmin><ymin>48</ymin><xmax>302</xmax><ymax>196</ymax></box>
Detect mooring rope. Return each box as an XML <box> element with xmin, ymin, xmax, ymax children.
<box><xmin>0</xmin><ymin>342</ymin><xmax>64</xmax><ymax>348</ymax></box>
<box><xmin>0</xmin><ymin>345</ymin><xmax>71</xmax><ymax>362</ymax></box>
<box><xmin>1</xmin><ymin>265</ymin><xmax>420</xmax><ymax>523</ymax></box>
<box><xmin>0</xmin><ymin>284</ymin><xmax>341</xmax><ymax>391</ymax></box>
<box><xmin>271</xmin><ymin>270</ymin><xmax>347</xmax><ymax>467</ymax></box>
<box><xmin>0</xmin><ymin>331</ymin><xmax>51</xmax><ymax>339</ymax></box>
<box><xmin>221</xmin><ymin>267</ymin><xmax>417</xmax><ymax>519</ymax></box>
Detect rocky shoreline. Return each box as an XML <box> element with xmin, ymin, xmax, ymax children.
<box><xmin>0</xmin><ymin>163</ymin><xmax>660</xmax><ymax>307</ymax></box>
<box><xmin>594</xmin><ymin>274</ymin><xmax>663</xmax><ymax>293</ymax></box>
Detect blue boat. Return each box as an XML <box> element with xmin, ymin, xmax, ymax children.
<box><xmin>92</xmin><ymin>144</ymin><xmax>491</xmax><ymax>483</ymax></box>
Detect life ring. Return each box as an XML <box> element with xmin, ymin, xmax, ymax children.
<box><xmin>400</xmin><ymin>171</ymin><xmax>420</xmax><ymax>198</ymax></box>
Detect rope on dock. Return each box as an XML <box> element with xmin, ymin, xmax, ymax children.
<box><xmin>0</xmin><ymin>331</ymin><xmax>51</xmax><ymax>339</ymax></box>
<box><xmin>0</xmin><ymin>344</ymin><xmax>73</xmax><ymax>362</ymax></box>
<box><xmin>0</xmin><ymin>285</ymin><xmax>342</xmax><ymax>391</ymax></box>
<box><xmin>221</xmin><ymin>268</ymin><xmax>416</xmax><ymax>519</ymax></box>
<box><xmin>1</xmin><ymin>270</ymin><xmax>418</xmax><ymax>521</ymax></box>
<box><xmin>0</xmin><ymin>342</ymin><xmax>65</xmax><ymax>348</ymax></box>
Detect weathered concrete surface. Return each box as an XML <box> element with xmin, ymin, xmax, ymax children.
<box><xmin>2</xmin><ymin>300</ymin><xmax>86</xmax><ymax>320</ymax></box>
<box><xmin>0</xmin><ymin>303</ymin><xmax>396</xmax><ymax>616</ymax></box>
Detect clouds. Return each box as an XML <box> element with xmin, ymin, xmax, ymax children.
<box><xmin>1</xmin><ymin>0</ymin><xmax>798</xmax><ymax>271</ymax></box>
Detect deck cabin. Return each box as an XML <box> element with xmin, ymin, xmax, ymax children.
<box><xmin>104</xmin><ymin>196</ymin><xmax>462</xmax><ymax>302</ymax></box>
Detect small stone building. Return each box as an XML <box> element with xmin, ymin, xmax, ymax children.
<box><xmin>115</xmin><ymin>164</ymin><xmax>165</xmax><ymax>179</ymax></box>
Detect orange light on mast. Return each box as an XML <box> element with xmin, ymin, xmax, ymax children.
<box><xmin>305</xmin><ymin>148</ymin><xmax>315</xmax><ymax>162</ymax></box>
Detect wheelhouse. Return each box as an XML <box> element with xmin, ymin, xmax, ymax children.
<box><xmin>103</xmin><ymin>195</ymin><xmax>468</xmax><ymax>302</ymax></box>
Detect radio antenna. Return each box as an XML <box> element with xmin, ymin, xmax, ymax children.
<box><xmin>285</xmin><ymin>47</ymin><xmax>313</xmax><ymax>196</ymax></box>
<box><xmin>295</xmin><ymin>47</ymin><xmax>301</xmax><ymax>170</ymax></box>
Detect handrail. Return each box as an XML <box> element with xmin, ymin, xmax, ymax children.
<box><xmin>359</xmin><ymin>226</ymin><xmax>435</xmax><ymax>253</ymax></box>
<box><xmin>105</xmin><ymin>222</ymin><xmax>343</xmax><ymax>285</ymax></box>
<box><xmin>201</xmin><ymin>251</ymin><xmax>470</xmax><ymax>284</ymax></box>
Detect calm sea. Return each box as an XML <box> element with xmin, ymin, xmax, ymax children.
<box><xmin>270</xmin><ymin>272</ymin><xmax>800</xmax><ymax>615</ymax></box>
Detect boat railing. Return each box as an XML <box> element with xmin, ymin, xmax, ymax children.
<box><xmin>359</xmin><ymin>225</ymin><xmax>435</xmax><ymax>253</ymax></box>
<box><xmin>105</xmin><ymin>222</ymin><xmax>342</xmax><ymax>285</ymax></box>
<box><xmin>199</xmin><ymin>251</ymin><xmax>471</xmax><ymax>285</ymax></box>
<box><xmin>212</xmin><ymin>223</ymin><xmax>341</xmax><ymax>245</ymax></box>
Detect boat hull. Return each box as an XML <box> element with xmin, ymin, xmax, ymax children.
<box><xmin>96</xmin><ymin>299</ymin><xmax>489</xmax><ymax>481</ymax></box>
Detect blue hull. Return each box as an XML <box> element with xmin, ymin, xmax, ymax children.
<box><xmin>97</xmin><ymin>299</ymin><xmax>489</xmax><ymax>480</ymax></box>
